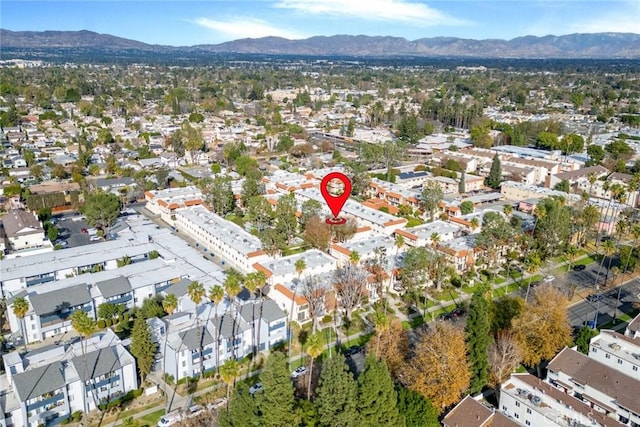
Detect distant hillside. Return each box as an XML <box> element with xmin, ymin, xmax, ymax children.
<box><xmin>2</xmin><ymin>29</ymin><xmax>640</xmax><ymax>58</ymax></box>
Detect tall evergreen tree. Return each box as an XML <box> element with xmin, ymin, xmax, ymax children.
<box><xmin>396</xmin><ymin>387</ymin><xmax>439</xmax><ymax>427</ymax></box>
<box><xmin>256</xmin><ymin>352</ymin><xmax>296</xmax><ymax>426</ymax></box>
<box><xmin>465</xmin><ymin>290</ymin><xmax>491</xmax><ymax>394</ymax></box>
<box><xmin>486</xmin><ymin>154</ymin><xmax>502</xmax><ymax>189</ymax></box>
<box><xmin>458</xmin><ymin>171</ymin><xmax>466</xmax><ymax>194</ymax></box>
<box><xmin>357</xmin><ymin>357</ymin><xmax>400</xmax><ymax>426</ymax></box>
<box><xmin>130</xmin><ymin>316</ymin><xmax>158</xmax><ymax>382</ymax></box>
<box><xmin>316</xmin><ymin>354</ymin><xmax>358</xmax><ymax>427</ymax></box>
<box><xmin>219</xmin><ymin>383</ymin><xmax>260</xmax><ymax>427</ymax></box>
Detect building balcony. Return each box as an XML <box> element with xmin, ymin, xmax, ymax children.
<box><xmin>26</xmin><ymin>392</ymin><xmax>65</xmax><ymax>412</ymax></box>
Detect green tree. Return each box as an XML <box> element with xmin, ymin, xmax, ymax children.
<box><xmin>357</xmin><ymin>357</ymin><xmax>401</xmax><ymax>426</ymax></box>
<box><xmin>235</xmin><ymin>155</ymin><xmax>259</xmax><ymax>176</ymax></box>
<box><xmin>587</xmin><ymin>144</ymin><xmax>605</xmax><ymax>164</ymax></box>
<box><xmin>486</xmin><ymin>154</ymin><xmax>502</xmax><ymax>189</ymax></box>
<box><xmin>275</xmin><ymin>192</ymin><xmax>298</xmax><ymax>244</ymax></box>
<box><xmin>47</xmin><ymin>226</ymin><xmax>59</xmax><ymax>242</ymax></box>
<box><xmin>301</xmin><ymin>199</ymin><xmax>323</xmax><ymax>228</ymax></box>
<box><xmin>536</xmin><ymin>131</ymin><xmax>559</xmax><ymax>150</ymax></box>
<box><xmin>420</xmin><ymin>181</ymin><xmax>443</xmax><ymax>221</ymax></box>
<box><xmin>306</xmin><ymin>332</ymin><xmax>324</xmax><ymax>399</ymax></box>
<box><xmin>553</xmin><ymin>179</ymin><xmax>570</xmax><ymax>193</ymax></box>
<box><xmin>188</xmin><ymin>280</ymin><xmax>206</xmax><ymax>377</ymax></box>
<box><xmin>12</xmin><ymin>297</ymin><xmax>30</xmax><ymax>351</ymax></box>
<box><xmin>256</xmin><ymin>352</ymin><xmax>296</xmax><ymax>426</ymax></box>
<box><xmin>97</xmin><ymin>302</ymin><xmax>124</xmax><ymax>320</ymax></box>
<box><xmin>459</xmin><ymin>200</ymin><xmax>474</xmax><ymax>215</ymax></box>
<box><xmin>490</xmin><ymin>296</ymin><xmax>524</xmax><ymax>333</ymax></box>
<box><xmin>82</xmin><ymin>191</ymin><xmax>122</xmax><ymax>230</ymax></box>
<box><xmin>395</xmin><ymin>387</ymin><xmax>439</xmax><ymax>427</ymax></box>
<box><xmin>247</xmin><ymin>196</ymin><xmax>273</xmax><ymax>231</ymax></box>
<box><xmin>465</xmin><ymin>290</ymin><xmax>491</xmax><ymax>394</ymax></box>
<box><xmin>206</xmin><ymin>176</ymin><xmax>235</xmax><ymax>216</ymax></box>
<box><xmin>575</xmin><ymin>327</ymin><xmax>598</xmax><ymax>354</ymax></box>
<box><xmin>162</xmin><ymin>294</ymin><xmax>178</xmax><ymax>315</ymax></box>
<box><xmin>219</xmin><ymin>383</ymin><xmax>260</xmax><ymax>427</ymax></box>
<box><xmin>220</xmin><ymin>359</ymin><xmax>240</xmax><ymax>402</ymax></box>
<box><xmin>209</xmin><ymin>285</ymin><xmax>225</xmax><ymax>372</ymax></box>
<box><xmin>316</xmin><ymin>354</ymin><xmax>358</xmax><ymax>427</ymax></box>
<box><xmin>130</xmin><ymin>316</ymin><xmax>158</xmax><ymax>381</ymax></box>
<box><xmin>70</xmin><ymin>309</ymin><xmax>97</xmax><ymax>425</ymax></box>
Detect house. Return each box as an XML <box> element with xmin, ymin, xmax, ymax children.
<box><xmin>1</xmin><ymin>209</ymin><xmax>53</xmax><ymax>255</ymax></box>
<box><xmin>144</xmin><ymin>186</ymin><xmax>205</xmax><ymax>226</ymax></box>
<box><xmin>443</xmin><ymin>395</ymin><xmax>518</xmax><ymax>427</ymax></box>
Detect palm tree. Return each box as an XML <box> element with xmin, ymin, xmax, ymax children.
<box><xmin>565</xmin><ymin>245</ymin><xmax>579</xmax><ymax>271</ymax></box>
<box><xmin>305</xmin><ymin>332</ymin><xmax>323</xmax><ymax>400</ymax></box>
<box><xmin>395</xmin><ymin>234</ymin><xmax>405</xmax><ymax>255</ymax></box>
<box><xmin>588</xmin><ymin>172</ymin><xmax>597</xmax><ymax>197</ymax></box>
<box><xmin>223</xmin><ymin>270</ymin><xmax>243</xmax><ymax>358</ymax></box>
<box><xmin>219</xmin><ymin>359</ymin><xmax>240</xmax><ymax>408</ymax></box>
<box><xmin>162</xmin><ymin>294</ymin><xmax>178</xmax><ymax>315</ymax></box>
<box><xmin>187</xmin><ymin>281</ymin><xmax>206</xmax><ymax>378</ymax></box>
<box><xmin>209</xmin><ymin>285</ymin><xmax>225</xmax><ymax>374</ymax></box>
<box><xmin>430</xmin><ymin>232</ymin><xmax>440</xmax><ymax>249</ymax></box>
<box><xmin>372</xmin><ymin>308</ymin><xmax>389</xmax><ymax>358</ymax></box>
<box><xmin>295</xmin><ymin>258</ymin><xmax>306</xmax><ymax>283</ymax></box>
<box><xmin>243</xmin><ymin>272</ymin><xmax>263</xmax><ymax>358</ymax></box>
<box><xmin>71</xmin><ymin>309</ymin><xmax>96</xmax><ymax>426</ymax></box>
<box><xmin>12</xmin><ymin>297</ymin><xmax>29</xmax><ymax>351</ymax></box>
<box><xmin>470</xmin><ymin>217</ymin><xmax>479</xmax><ymax>232</ymax></box>
<box><xmin>349</xmin><ymin>250</ymin><xmax>360</xmax><ymax>265</ymax></box>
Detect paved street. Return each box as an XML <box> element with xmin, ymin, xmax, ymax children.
<box><xmin>568</xmin><ymin>276</ymin><xmax>640</xmax><ymax>328</ymax></box>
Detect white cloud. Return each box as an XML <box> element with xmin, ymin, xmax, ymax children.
<box><xmin>194</xmin><ymin>17</ymin><xmax>307</xmax><ymax>41</ymax></box>
<box><xmin>274</xmin><ymin>0</ymin><xmax>469</xmax><ymax>26</ymax></box>
<box><xmin>526</xmin><ymin>1</ymin><xmax>640</xmax><ymax>36</ymax></box>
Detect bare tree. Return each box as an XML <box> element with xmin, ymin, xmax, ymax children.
<box><xmin>334</xmin><ymin>264</ymin><xmax>367</xmax><ymax>320</ymax></box>
<box><xmin>488</xmin><ymin>331</ymin><xmax>523</xmax><ymax>390</ymax></box>
<box><xmin>301</xmin><ymin>276</ymin><xmax>326</xmax><ymax>333</ymax></box>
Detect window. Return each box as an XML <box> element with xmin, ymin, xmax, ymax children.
<box><xmin>526</xmin><ymin>421</ymin><xmax>531</xmax><ymax>426</ymax></box>
<box><xmin>618</xmin><ymin>359</ymin><xmax>623</xmax><ymax>364</ymax></box>
<box><xmin>502</xmin><ymin>406</ymin><xmax>507</xmax><ymax>411</ymax></box>
<box><xmin>515</xmin><ymin>413</ymin><xmax>520</xmax><ymax>419</ymax></box>
<box><xmin>592</xmin><ymin>348</ymin><xmax>597</xmax><ymax>353</ymax></box>
<box><xmin>515</xmin><ymin>402</ymin><xmax>520</xmax><ymax>407</ymax></box>
<box><xmin>526</xmin><ymin>408</ymin><xmax>532</xmax><ymax>414</ymax></box>
<box><xmin>606</xmin><ymin>354</ymin><xmax>611</xmax><ymax>359</ymax></box>
<box><xmin>633</xmin><ymin>366</ymin><xmax>638</xmax><ymax>371</ymax></box>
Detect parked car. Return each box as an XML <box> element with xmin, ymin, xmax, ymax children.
<box><xmin>343</xmin><ymin>346</ymin><xmax>362</xmax><ymax>356</ymax></box>
<box><xmin>186</xmin><ymin>405</ymin><xmax>204</xmax><ymax>418</ymax></box>
<box><xmin>291</xmin><ymin>366</ymin><xmax>308</xmax><ymax>379</ymax></box>
<box><xmin>572</xmin><ymin>264</ymin><xmax>586</xmax><ymax>271</ymax></box>
<box><xmin>81</xmin><ymin>228</ymin><xmax>88</xmax><ymax>234</ymax></box>
<box><xmin>157</xmin><ymin>411</ymin><xmax>184</xmax><ymax>427</ymax></box>
<box><xmin>89</xmin><ymin>235</ymin><xmax>101</xmax><ymax>242</ymax></box>
<box><xmin>249</xmin><ymin>383</ymin><xmax>263</xmax><ymax>395</ymax></box>
<box><xmin>206</xmin><ymin>398</ymin><xmax>227</xmax><ymax>411</ymax></box>
<box><xmin>451</xmin><ymin>307</ymin><xmax>466</xmax><ymax>317</ymax></box>
<box><xmin>586</xmin><ymin>294</ymin><xmax>604</xmax><ymax>302</ymax></box>
<box><xmin>543</xmin><ymin>275</ymin><xmax>555</xmax><ymax>283</ymax></box>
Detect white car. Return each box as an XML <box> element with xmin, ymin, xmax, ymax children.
<box><xmin>249</xmin><ymin>383</ymin><xmax>263</xmax><ymax>395</ymax></box>
<box><xmin>206</xmin><ymin>398</ymin><xmax>227</xmax><ymax>411</ymax></box>
<box><xmin>543</xmin><ymin>275</ymin><xmax>555</xmax><ymax>283</ymax></box>
<box><xmin>157</xmin><ymin>411</ymin><xmax>184</xmax><ymax>427</ymax></box>
<box><xmin>89</xmin><ymin>235</ymin><xmax>102</xmax><ymax>242</ymax></box>
<box><xmin>291</xmin><ymin>366</ymin><xmax>307</xmax><ymax>379</ymax></box>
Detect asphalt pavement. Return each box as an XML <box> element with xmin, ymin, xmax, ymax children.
<box><xmin>568</xmin><ymin>276</ymin><xmax>640</xmax><ymax>328</ymax></box>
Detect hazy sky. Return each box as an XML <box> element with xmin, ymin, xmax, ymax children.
<box><xmin>2</xmin><ymin>1</ymin><xmax>639</xmax><ymax>46</ymax></box>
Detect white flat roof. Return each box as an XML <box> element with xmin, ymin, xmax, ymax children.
<box><xmin>177</xmin><ymin>206</ymin><xmax>262</xmax><ymax>256</ymax></box>
<box><xmin>262</xmin><ymin>249</ymin><xmax>335</xmax><ymax>277</ymax></box>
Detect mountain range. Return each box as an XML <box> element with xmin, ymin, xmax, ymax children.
<box><xmin>2</xmin><ymin>29</ymin><xmax>640</xmax><ymax>59</ymax></box>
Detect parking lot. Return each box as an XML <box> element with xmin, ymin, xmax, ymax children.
<box><xmin>52</xmin><ymin>213</ymin><xmax>101</xmax><ymax>249</ymax></box>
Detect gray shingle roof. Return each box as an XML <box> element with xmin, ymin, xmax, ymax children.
<box><xmin>13</xmin><ymin>361</ymin><xmax>65</xmax><ymax>401</ymax></box>
<box><xmin>178</xmin><ymin>326</ymin><xmax>214</xmax><ymax>351</ymax></box>
<box><xmin>30</xmin><ymin>284</ymin><xmax>92</xmax><ymax>315</ymax></box>
<box><xmin>238</xmin><ymin>300</ymin><xmax>285</xmax><ymax>324</ymax></box>
<box><xmin>96</xmin><ymin>276</ymin><xmax>132</xmax><ymax>299</ymax></box>
<box><xmin>163</xmin><ymin>278</ymin><xmax>192</xmax><ymax>298</ymax></box>
<box><xmin>1</xmin><ymin>210</ymin><xmax>42</xmax><ymax>238</ymax></box>
<box><xmin>214</xmin><ymin>313</ymin><xmax>250</xmax><ymax>339</ymax></box>
<box><xmin>71</xmin><ymin>347</ymin><xmax>124</xmax><ymax>382</ymax></box>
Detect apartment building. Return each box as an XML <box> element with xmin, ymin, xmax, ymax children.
<box><xmin>144</xmin><ymin>186</ymin><xmax>205</xmax><ymax>225</ymax></box>
<box><xmin>500</xmin><ymin>373</ymin><xmax>622</xmax><ymax>427</ymax></box>
<box><xmin>149</xmin><ymin>299</ymin><xmax>286</xmax><ymax>381</ymax></box>
<box><xmin>443</xmin><ymin>395</ymin><xmax>518</xmax><ymax>427</ymax></box>
<box><xmin>0</xmin><ymin>330</ymin><xmax>137</xmax><ymax>427</ymax></box>
<box><xmin>174</xmin><ymin>205</ymin><xmax>270</xmax><ymax>273</ymax></box>
<box><xmin>546</xmin><ymin>342</ymin><xmax>640</xmax><ymax>426</ymax></box>
<box><xmin>395</xmin><ymin>220</ymin><xmax>463</xmax><ymax>248</ymax></box>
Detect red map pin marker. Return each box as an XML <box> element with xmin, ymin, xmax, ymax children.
<box><xmin>320</xmin><ymin>172</ymin><xmax>352</xmax><ymax>225</ymax></box>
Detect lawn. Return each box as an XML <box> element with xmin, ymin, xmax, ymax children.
<box><xmin>138</xmin><ymin>409</ymin><xmax>166</xmax><ymax>426</ymax></box>
<box><xmin>493</xmin><ymin>282</ymin><xmax>520</xmax><ymax>297</ymax></box>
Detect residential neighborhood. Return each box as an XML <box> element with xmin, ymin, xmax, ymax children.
<box><xmin>0</xmin><ymin>54</ymin><xmax>639</xmax><ymax>427</ymax></box>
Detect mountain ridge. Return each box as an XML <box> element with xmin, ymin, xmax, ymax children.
<box><xmin>2</xmin><ymin>29</ymin><xmax>640</xmax><ymax>58</ymax></box>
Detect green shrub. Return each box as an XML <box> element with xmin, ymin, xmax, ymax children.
<box><xmin>96</xmin><ymin>319</ymin><xmax>106</xmax><ymax>329</ymax></box>
<box><xmin>322</xmin><ymin>314</ymin><xmax>333</xmax><ymax>324</ymax></box>
<box><xmin>105</xmin><ymin>318</ymin><xmax>113</xmax><ymax>327</ymax></box>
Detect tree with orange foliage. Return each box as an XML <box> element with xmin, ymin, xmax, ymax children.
<box><xmin>512</xmin><ymin>285</ymin><xmax>572</xmax><ymax>375</ymax></box>
<box><xmin>401</xmin><ymin>322</ymin><xmax>471</xmax><ymax>412</ymax></box>
<box><xmin>366</xmin><ymin>318</ymin><xmax>408</xmax><ymax>379</ymax></box>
